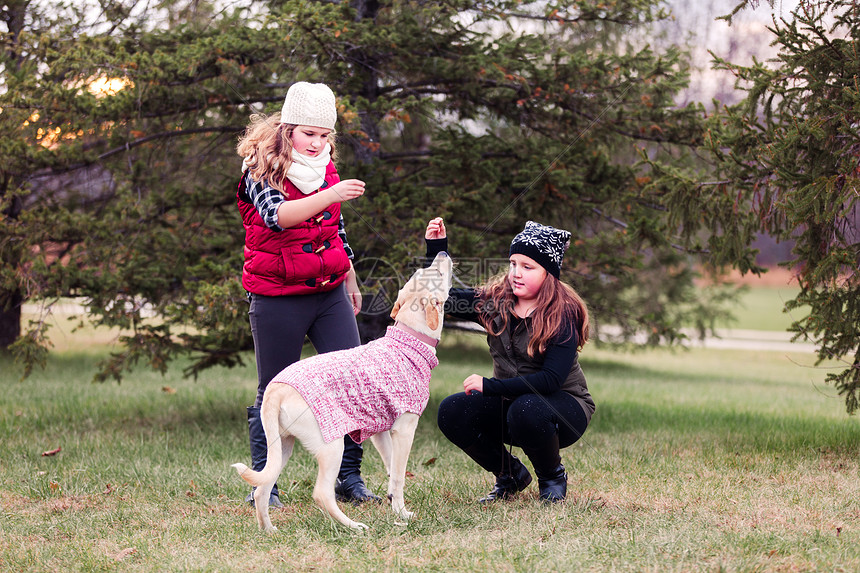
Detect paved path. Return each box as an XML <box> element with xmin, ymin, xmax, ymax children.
<box><xmin>450</xmin><ymin>321</ymin><xmax>819</xmax><ymax>354</ymax></box>
<box><xmin>679</xmin><ymin>328</ymin><xmax>818</xmax><ymax>353</ymax></box>
<box><xmin>595</xmin><ymin>325</ymin><xmax>818</xmax><ymax>353</ymax></box>
<box><xmin>25</xmin><ymin>303</ymin><xmax>819</xmax><ymax>354</ymax></box>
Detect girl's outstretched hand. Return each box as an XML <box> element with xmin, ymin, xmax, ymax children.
<box><xmin>328</xmin><ymin>179</ymin><xmax>365</xmax><ymax>202</ymax></box>
<box><xmin>425</xmin><ymin>217</ymin><xmax>447</xmax><ymax>240</ymax></box>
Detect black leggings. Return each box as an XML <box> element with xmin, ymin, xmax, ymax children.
<box><xmin>248</xmin><ymin>284</ymin><xmax>361</xmax><ymax>406</ymax></box>
<box><xmin>437</xmin><ymin>391</ymin><xmax>589</xmax><ymax>473</ymax></box>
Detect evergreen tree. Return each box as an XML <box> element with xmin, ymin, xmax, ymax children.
<box><xmin>1</xmin><ymin>0</ymin><xmax>737</xmax><ymax>381</ymax></box>
<box><xmin>650</xmin><ymin>0</ymin><xmax>860</xmax><ymax>412</ymax></box>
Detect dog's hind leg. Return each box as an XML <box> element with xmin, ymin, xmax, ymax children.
<box><xmin>251</xmin><ymin>435</ymin><xmax>293</xmax><ymax>533</ymax></box>
<box><xmin>249</xmin><ymin>398</ymin><xmax>294</xmax><ymax>533</ymax></box>
<box><xmin>280</xmin><ymin>434</ymin><xmax>295</xmax><ymax>473</ymax></box>
<box><xmin>311</xmin><ymin>438</ymin><xmax>368</xmax><ymax>530</ymax></box>
<box><xmin>252</xmin><ymin>480</ymin><xmax>276</xmax><ymax>532</ymax></box>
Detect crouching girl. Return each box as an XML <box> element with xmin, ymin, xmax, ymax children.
<box><xmin>425</xmin><ymin>217</ymin><xmax>593</xmax><ymax>503</ymax></box>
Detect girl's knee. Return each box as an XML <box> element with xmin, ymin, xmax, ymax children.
<box><xmin>506</xmin><ymin>396</ymin><xmax>555</xmax><ymax>440</ymax></box>
<box><xmin>436</xmin><ymin>393</ymin><xmax>467</xmax><ymax>437</ymax></box>
<box><xmin>507</xmin><ymin>394</ymin><xmax>549</xmax><ymax>423</ymax></box>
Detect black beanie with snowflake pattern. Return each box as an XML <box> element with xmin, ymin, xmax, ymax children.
<box><xmin>509</xmin><ymin>221</ymin><xmax>571</xmax><ymax>279</ymax></box>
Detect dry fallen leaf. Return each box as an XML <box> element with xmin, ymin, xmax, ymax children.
<box><xmin>41</xmin><ymin>447</ymin><xmax>61</xmax><ymax>457</ymax></box>
<box><xmin>422</xmin><ymin>457</ymin><xmax>437</xmax><ymax>467</ymax></box>
<box><xmin>161</xmin><ymin>386</ymin><xmax>177</xmax><ymax>394</ymax></box>
<box><xmin>114</xmin><ymin>548</ymin><xmax>137</xmax><ymax>561</ymax></box>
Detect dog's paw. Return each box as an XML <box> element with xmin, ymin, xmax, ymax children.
<box><xmin>390</xmin><ymin>501</ymin><xmax>413</xmax><ymax>522</ymax></box>
<box><xmin>396</xmin><ymin>509</ymin><xmax>414</xmax><ymax>521</ymax></box>
<box><xmin>350</xmin><ymin>521</ymin><xmax>369</xmax><ymax>531</ymax></box>
<box><xmin>264</xmin><ymin>526</ymin><xmax>279</xmax><ymax>534</ymax></box>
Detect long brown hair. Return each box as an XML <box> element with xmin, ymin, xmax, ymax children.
<box><xmin>478</xmin><ymin>271</ymin><xmax>589</xmax><ymax>357</ymax></box>
<box><xmin>235</xmin><ymin>112</ymin><xmax>337</xmax><ymax>195</ymax></box>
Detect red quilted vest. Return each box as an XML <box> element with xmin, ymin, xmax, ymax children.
<box><xmin>237</xmin><ymin>162</ymin><xmax>350</xmax><ymax>296</ymax></box>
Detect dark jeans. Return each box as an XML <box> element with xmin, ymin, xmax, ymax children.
<box><xmin>437</xmin><ymin>391</ymin><xmax>589</xmax><ymax>473</ymax></box>
<box><xmin>248</xmin><ymin>284</ymin><xmax>361</xmax><ymax>406</ymax></box>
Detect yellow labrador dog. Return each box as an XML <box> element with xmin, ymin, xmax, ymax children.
<box><xmin>232</xmin><ymin>251</ymin><xmax>452</xmax><ymax>531</ymax></box>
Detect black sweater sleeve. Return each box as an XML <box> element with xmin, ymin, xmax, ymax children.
<box><xmin>424</xmin><ymin>237</ymin><xmax>448</xmax><ymax>267</ymax></box>
<box><xmin>482</xmin><ymin>323</ymin><xmax>579</xmax><ymax>397</ymax></box>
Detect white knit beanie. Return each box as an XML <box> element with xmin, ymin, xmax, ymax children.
<box><xmin>280</xmin><ymin>82</ymin><xmax>337</xmax><ymax>130</ymax></box>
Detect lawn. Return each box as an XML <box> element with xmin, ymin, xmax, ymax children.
<box><xmin>1</xmin><ymin>292</ymin><xmax>858</xmax><ymax>572</ymax></box>
<box><xmin>714</xmin><ymin>284</ymin><xmax>804</xmax><ymax>332</ymax></box>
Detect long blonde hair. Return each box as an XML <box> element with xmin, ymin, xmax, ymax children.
<box><xmin>235</xmin><ymin>112</ymin><xmax>337</xmax><ymax>195</ymax></box>
<box><xmin>478</xmin><ymin>272</ymin><xmax>590</xmax><ymax>357</ymax></box>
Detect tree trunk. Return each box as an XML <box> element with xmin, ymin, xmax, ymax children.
<box><xmin>0</xmin><ymin>289</ymin><xmax>22</xmax><ymax>350</ymax></box>
<box><xmin>351</xmin><ymin>0</ymin><xmax>385</xmax><ymax>343</ymax></box>
<box><xmin>1</xmin><ymin>1</ymin><xmax>28</xmax><ymax>350</ymax></box>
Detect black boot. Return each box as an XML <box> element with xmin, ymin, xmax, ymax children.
<box><xmin>245</xmin><ymin>406</ymin><xmax>283</xmax><ymax>508</ymax></box>
<box><xmin>535</xmin><ymin>464</ymin><xmax>567</xmax><ymax>503</ymax></box>
<box><xmin>522</xmin><ymin>435</ymin><xmax>567</xmax><ymax>503</ymax></box>
<box><xmin>334</xmin><ymin>435</ymin><xmax>382</xmax><ymax>504</ymax></box>
<box><xmin>478</xmin><ymin>454</ymin><xmax>533</xmax><ymax>503</ymax></box>
<box><xmin>460</xmin><ymin>442</ymin><xmax>532</xmax><ymax>503</ymax></box>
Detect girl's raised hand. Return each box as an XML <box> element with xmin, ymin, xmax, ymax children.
<box><xmin>425</xmin><ymin>217</ymin><xmax>447</xmax><ymax>240</ymax></box>
<box><xmin>329</xmin><ymin>179</ymin><xmax>365</xmax><ymax>202</ymax></box>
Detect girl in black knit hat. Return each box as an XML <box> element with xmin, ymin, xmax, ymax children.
<box><xmin>425</xmin><ymin>217</ymin><xmax>593</xmax><ymax>503</ymax></box>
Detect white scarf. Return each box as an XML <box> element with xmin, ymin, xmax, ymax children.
<box><xmin>286</xmin><ymin>144</ymin><xmax>332</xmax><ymax>194</ymax></box>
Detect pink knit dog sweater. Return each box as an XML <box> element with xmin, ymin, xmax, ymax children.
<box><xmin>270</xmin><ymin>326</ymin><xmax>438</xmax><ymax>444</ymax></box>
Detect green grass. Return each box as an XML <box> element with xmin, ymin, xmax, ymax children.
<box><xmin>1</xmin><ymin>307</ymin><xmax>858</xmax><ymax>572</ymax></box>
<box><xmin>715</xmin><ymin>285</ymin><xmax>804</xmax><ymax>332</ymax></box>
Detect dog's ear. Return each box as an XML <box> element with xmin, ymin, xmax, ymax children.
<box><xmin>390</xmin><ymin>297</ymin><xmax>402</xmax><ymax>320</ymax></box>
<box><xmin>424</xmin><ymin>297</ymin><xmax>440</xmax><ymax>331</ymax></box>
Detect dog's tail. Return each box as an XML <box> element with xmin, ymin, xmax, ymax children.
<box><xmin>231</xmin><ymin>402</ymin><xmax>284</xmax><ymax>488</ymax></box>
<box><xmin>231</xmin><ymin>454</ymin><xmax>281</xmax><ymax>489</ymax></box>
<box><xmin>230</xmin><ymin>462</ymin><xmax>258</xmax><ymax>484</ymax></box>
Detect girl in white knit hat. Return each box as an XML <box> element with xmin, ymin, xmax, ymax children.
<box><xmin>235</xmin><ymin>82</ymin><xmax>379</xmax><ymax>508</ymax></box>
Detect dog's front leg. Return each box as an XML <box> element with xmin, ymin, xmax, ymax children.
<box><xmin>387</xmin><ymin>413</ymin><xmax>420</xmax><ymax>522</ymax></box>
